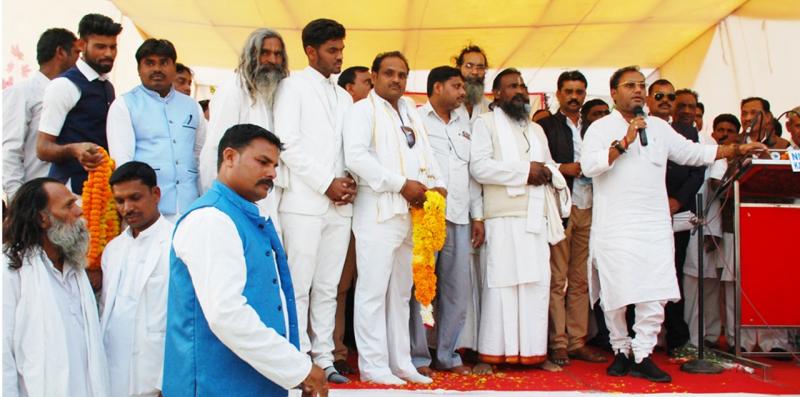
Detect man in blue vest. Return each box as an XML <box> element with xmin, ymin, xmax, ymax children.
<box><xmin>107</xmin><ymin>38</ymin><xmax>206</xmax><ymax>222</ymax></box>
<box><xmin>163</xmin><ymin>124</ymin><xmax>328</xmax><ymax>396</ymax></box>
<box><xmin>36</xmin><ymin>13</ymin><xmax>122</xmax><ymax>195</ymax></box>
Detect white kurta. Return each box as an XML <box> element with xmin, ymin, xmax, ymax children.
<box><xmin>100</xmin><ymin>216</ymin><xmax>173</xmax><ymax>397</ymax></box>
<box><xmin>581</xmin><ymin>110</ymin><xmax>717</xmax><ymax>311</ymax></box>
<box><xmin>2</xmin><ymin>71</ymin><xmax>51</xmax><ymax>198</ymax></box>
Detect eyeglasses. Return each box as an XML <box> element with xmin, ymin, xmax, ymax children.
<box><xmin>463</xmin><ymin>62</ymin><xmax>487</xmax><ymax>71</ymax></box>
<box><xmin>619</xmin><ymin>81</ymin><xmax>646</xmax><ymax>91</ymax></box>
<box><xmin>401</xmin><ymin>125</ymin><xmax>416</xmax><ymax>148</ymax></box>
<box><xmin>654</xmin><ymin>92</ymin><xmax>677</xmax><ymax>102</ymax></box>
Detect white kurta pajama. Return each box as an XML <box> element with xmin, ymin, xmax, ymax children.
<box><xmin>344</xmin><ymin>91</ymin><xmax>444</xmax><ymax>382</ymax></box>
<box><xmin>581</xmin><ymin>109</ymin><xmax>717</xmax><ymax>360</ymax></box>
<box><xmin>3</xmin><ymin>249</ymin><xmax>109</xmax><ymax>397</ymax></box>
<box><xmin>99</xmin><ymin>216</ymin><xmax>172</xmax><ymax>397</ymax></box>
<box><xmin>469</xmin><ymin>108</ymin><xmax>558</xmax><ymax>365</ymax></box>
<box><xmin>273</xmin><ymin>66</ymin><xmax>353</xmax><ymax>370</ymax></box>
<box><xmin>197</xmin><ymin>74</ymin><xmax>283</xmax><ymax>232</ymax></box>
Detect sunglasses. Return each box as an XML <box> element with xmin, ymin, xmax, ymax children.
<box><xmin>654</xmin><ymin>92</ymin><xmax>677</xmax><ymax>102</ymax></box>
<box><xmin>401</xmin><ymin>126</ymin><xmax>416</xmax><ymax>148</ymax></box>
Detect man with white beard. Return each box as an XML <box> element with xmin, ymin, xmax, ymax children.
<box><xmin>3</xmin><ymin>178</ymin><xmax>108</xmax><ymax>397</ymax></box>
<box><xmin>198</xmin><ymin>28</ymin><xmax>289</xmax><ymax>228</ymax></box>
<box><xmin>455</xmin><ymin>45</ymin><xmax>492</xmax><ymax>121</ymax></box>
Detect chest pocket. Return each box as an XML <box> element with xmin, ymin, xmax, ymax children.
<box><xmin>448</xmin><ymin>130</ymin><xmax>471</xmax><ymax>164</ymax></box>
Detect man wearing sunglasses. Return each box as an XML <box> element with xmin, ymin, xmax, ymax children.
<box><xmin>581</xmin><ymin>66</ymin><xmax>766</xmax><ymax>383</ymax></box>
<box><xmin>645</xmin><ymin>79</ymin><xmax>675</xmax><ymax>122</ymax></box>
<box><xmin>343</xmin><ymin>51</ymin><xmax>445</xmax><ymax>385</ymax></box>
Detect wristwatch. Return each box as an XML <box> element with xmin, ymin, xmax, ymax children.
<box><xmin>611</xmin><ymin>139</ymin><xmax>626</xmax><ymax>154</ymax></box>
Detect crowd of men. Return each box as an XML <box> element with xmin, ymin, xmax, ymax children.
<box><xmin>3</xmin><ymin>12</ymin><xmax>798</xmax><ymax>397</ymax></box>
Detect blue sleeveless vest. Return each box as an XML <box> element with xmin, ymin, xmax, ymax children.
<box><xmin>122</xmin><ymin>86</ymin><xmax>200</xmax><ymax>215</ymax></box>
<box><xmin>48</xmin><ymin>66</ymin><xmax>113</xmax><ymax>194</ymax></box>
<box><xmin>162</xmin><ymin>181</ymin><xmax>300</xmax><ymax>397</ymax></box>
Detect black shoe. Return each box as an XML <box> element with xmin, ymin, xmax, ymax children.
<box><xmin>769</xmin><ymin>348</ymin><xmax>792</xmax><ymax>362</ymax></box>
<box><xmin>630</xmin><ymin>357</ymin><xmax>672</xmax><ymax>383</ymax></box>
<box><xmin>606</xmin><ymin>353</ymin><xmax>632</xmax><ymax>376</ymax></box>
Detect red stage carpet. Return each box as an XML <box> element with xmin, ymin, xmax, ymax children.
<box><xmin>311</xmin><ymin>351</ymin><xmax>800</xmax><ymax>396</ymax></box>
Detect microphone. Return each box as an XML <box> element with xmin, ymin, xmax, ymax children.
<box><xmin>632</xmin><ymin>106</ymin><xmax>648</xmax><ymax>146</ymax></box>
<box><xmin>742</xmin><ymin>112</ymin><xmax>760</xmax><ymax>144</ymax></box>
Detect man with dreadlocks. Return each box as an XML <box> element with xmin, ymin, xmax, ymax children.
<box><xmin>3</xmin><ymin>178</ymin><xmax>109</xmax><ymax>396</ymax></box>
<box><xmin>198</xmin><ymin>28</ymin><xmax>290</xmax><ymax>230</ymax></box>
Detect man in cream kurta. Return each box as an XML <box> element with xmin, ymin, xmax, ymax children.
<box><xmin>581</xmin><ymin>66</ymin><xmax>765</xmax><ymax>383</ymax></box>
<box><xmin>100</xmin><ymin>162</ymin><xmax>172</xmax><ymax>397</ymax></box>
<box><xmin>469</xmin><ymin>69</ymin><xmax>562</xmax><ymax>373</ymax></box>
<box><xmin>272</xmin><ymin>19</ymin><xmax>355</xmax><ymax>383</ymax></box>
<box><xmin>343</xmin><ymin>52</ymin><xmax>444</xmax><ymax>385</ymax></box>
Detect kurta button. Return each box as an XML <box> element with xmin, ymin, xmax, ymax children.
<box><xmin>176</xmin><ymin>181</ymin><xmax>180</xmax><ymax>184</ymax></box>
<box><xmin>169</xmin><ymin>120</ymin><xmax>173</xmax><ymax>124</ymax></box>
<box><xmin>277</xmin><ymin>305</ymin><xmax>282</xmax><ymax>311</ymax></box>
<box><xmin>272</xmin><ymin>278</ymin><xmax>277</xmax><ymax>284</ymax></box>
<box><xmin>172</xmin><ymin>139</ymin><xmax>177</xmax><ymax>143</ymax></box>
<box><xmin>258</xmin><ymin>224</ymin><xmax>264</xmax><ymax>229</ymax></box>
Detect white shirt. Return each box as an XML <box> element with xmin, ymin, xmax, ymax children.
<box><xmin>100</xmin><ymin>216</ymin><xmax>172</xmax><ymax>397</ymax></box>
<box><xmin>581</xmin><ymin>110</ymin><xmax>717</xmax><ymax>310</ymax></box>
<box><xmin>460</xmin><ymin>96</ymin><xmax>492</xmax><ymax>123</ymax></box>
<box><xmin>563</xmin><ymin>112</ymin><xmax>592</xmax><ymax>209</ymax></box>
<box><xmin>4</xmin><ymin>258</ymin><xmax>92</xmax><ymax>397</ymax></box>
<box><xmin>172</xmin><ymin>206</ymin><xmax>311</xmax><ymax>390</ymax></box>
<box><xmin>3</xmin><ymin>71</ymin><xmax>51</xmax><ymax>198</ymax></box>
<box><xmin>38</xmin><ymin>58</ymin><xmax>109</xmax><ymax>137</ymax></box>
<box><xmin>419</xmin><ymin>102</ymin><xmax>483</xmax><ymax>224</ymax></box>
<box><xmin>106</xmin><ymin>88</ymin><xmax>207</xmax><ymax>166</ymax></box>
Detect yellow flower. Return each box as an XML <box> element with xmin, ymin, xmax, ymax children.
<box><xmin>411</xmin><ymin>190</ymin><xmax>447</xmax><ymax>326</ymax></box>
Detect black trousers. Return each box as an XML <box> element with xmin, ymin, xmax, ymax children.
<box><xmin>664</xmin><ymin>230</ymin><xmax>691</xmax><ymax>350</ymax></box>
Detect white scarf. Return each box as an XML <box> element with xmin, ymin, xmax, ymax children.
<box><xmin>545</xmin><ymin>169</ymin><xmax>572</xmax><ymax>244</ymax></box>
<box><xmin>369</xmin><ymin>93</ymin><xmax>438</xmax><ymax>222</ymax></box>
<box><xmin>12</xmin><ymin>249</ymin><xmax>108</xmax><ymax>397</ymax></box>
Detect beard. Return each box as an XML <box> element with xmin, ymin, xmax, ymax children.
<box><xmin>463</xmin><ymin>77</ymin><xmax>485</xmax><ymax>107</ymax></box>
<box><xmin>84</xmin><ymin>56</ymin><xmax>113</xmax><ymax>74</ymax></box>
<box><xmin>500</xmin><ymin>94</ymin><xmax>531</xmax><ymax>122</ymax></box>
<box><xmin>254</xmin><ymin>63</ymin><xmax>287</xmax><ymax>108</ymax></box>
<box><xmin>46</xmin><ymin>215</ymin><xmax>89</xmax><ymax>270</ymax></box>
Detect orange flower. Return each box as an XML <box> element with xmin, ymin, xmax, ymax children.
<box><xmin>81</xmin><ymin>147</ymin><xmax>120</xmax><ymax>270</ymax></box>
<box><xmin>411</xmin><ymin>191</ymin><xmax>447</xmax><ymax>327</ymax></box>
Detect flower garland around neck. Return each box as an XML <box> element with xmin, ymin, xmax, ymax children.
<box><xmin>80</xmin><ymin>147</ymin><xmax>120</xmax><ymax>270</ymax></box>
<box><xmin>411</xmin><ymin>190</ymin><xmax>447</xmax><ymax>328</ymax></box>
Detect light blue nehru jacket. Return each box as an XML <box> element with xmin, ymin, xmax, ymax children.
<box><xmin>122</xmin><ymin>85</ymin><xmax>200</xmax><ymax>215</ymax></box>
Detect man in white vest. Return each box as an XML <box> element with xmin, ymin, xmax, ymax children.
<box><xmin>343</xmin><ymin>51</ymin><xmax>446</xmax><ymax>385</ymax></box>
<box><xmin>273</xmin><ymin>18</ymin><xmax>356</xmax><ymax>384</ymax></box>
<box><xmin>469</xmin><ymin>68</ymin><xmax>564</xmax><ymax>375</ymax></box>
<box><xmin>100</xmin><ymin>161</ymin><xmax>171</xmax><ymax>397</ymax></box>
<box><xmin>3</xmin><ymin>178</ymin><xmax>108</xmax><ymax>397</ymax></box>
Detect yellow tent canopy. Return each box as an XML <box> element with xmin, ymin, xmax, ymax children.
<box><xmin>110</xmin><ymin>0</ymin><xmax>798</xmax><ymax>72</ymax></box>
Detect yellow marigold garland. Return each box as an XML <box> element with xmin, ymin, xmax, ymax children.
<box><xmin>411</xmin><ymin>190</ymin><xmax>447</xmax><ymax>327</ymax></box>
<box><xmin>80</xmin><ymin>148</ymin><xmax>120</xmax><ymax>270</ymax></box>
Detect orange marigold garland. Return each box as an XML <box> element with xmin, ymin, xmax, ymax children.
<box><xmin>80</xmin><ymin>148</ymin><xmax>120</xmax><ymax>270</ymax></box>
<box><xmin>411</xmin><ymin>190</ymin><xmax>447</xmax><ymax>327</ymax></box>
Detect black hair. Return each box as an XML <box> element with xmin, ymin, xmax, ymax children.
<box><xmin>198</xmin><ymin>99</ymin><xmax>210</xmax><ymax>112</ymax></box>
<box><xmin>3</xmin><ymin>178</ymin><xmax>62</xmax><ymax>269</ymax></box>
<box><xmin>36</xmin><ymin>28</ymin><xmax>77</xmax><ymax>65</ymax></box>
<box><xmin>741</xmin><ymin>97</ymin><xmax>771</xmax><ymax>113</ymax></box>
<box><xmin>454</xmin><ymin>44</ymin><xmax>488</xmax><ymax>68</ymax></box>
<box><xmin>609</xmin><ymin>65</ymin><xmax>641</xmax><ymax>90</ymax></box>
<box><xmin>675</xmin><ymin>88</ymin><xmax>699</xmax><ymax>102</ymax></box>
<box><xmin>176</xmin><ymin>62</ymin><xmax>193</xmax><ymax>75</ymax></box>
<box><xmin>302</xmin><ymin>18</ymin><xmax>346</xmax><ymax>49</ymax></box>
<box><xmin>426</xmin><ymin>66</ymin><xmax>462</xmax><ymax>97</ymax></box>
<box><xmin>697</xmin><ymin>102</ymin><xmax>705</xmax><ymax>114</ymax></box>
<box><xmin>557</xmin><ymin>70</ymin><xmax>587</xmax><ymax>91</ymax></box>
<box><xmin>371</xmin><ymin>51</ymin><xmax>409</xmax><ymax>74</ymax></box>
<box><xmin>109</xmin><ymin>161</ymin><xmax>158</xmax><ymax>188</ymax></box>
<box><xmin>77</xmin><ymin>13</ymin><xmax>122</xmax><ymax>39</ymax></box>
<box><xmin>647</xmin><ymin>78</ymin><xmax>673</xmax><ymax>95</ymax></box>
<box><xmin>712</xmin><ymin>113</ymin><xmax>741</xmax><ymax>131</ymax></box>
<box><xmin>581</xmin><ymin>98</ymin><xmax>609</xmax><ymax>119</ymax></box>
<box><xmin>492</xmin><ymin>67</ymin><xmax>522</xmax><ymax>91</ymax></box>
<box><xmin>217</xmin><ymin>124</ymin><xmax>284</xmax><ymax>169</ymax></box>
<box><xmin>135</xmin><ymin>38</ymin><xmax>177</xmax><ymax>64</ymax></box>
<box><xmin>338</xmin><ymin>65</ymin><xmax>369</xmax><ymax>89</ymax></box>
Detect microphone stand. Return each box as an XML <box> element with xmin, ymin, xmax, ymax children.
<box><xmin>680</xmin><ymin>192</ymin><xmax>724</xmax><ymax>374</ymax></box>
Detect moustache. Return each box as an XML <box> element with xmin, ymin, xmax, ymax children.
<box><xmin>257</xmin><ymin>179</ymin><xmax>274</xmax><ymax>189</ymax></box>
<box><xmin>568</xmin><ymin>99</ymin><xmax>579</xmax><ymax>106</ymax></box>
<box><xmin>512</xmin><ymin>94</ymin><xmax>529</xmax><ymax>103</ymax></box>
<box><xmin>149</xmin><ymin>73</ymin><xmax>165</xmax><ymax>80</ymax></box>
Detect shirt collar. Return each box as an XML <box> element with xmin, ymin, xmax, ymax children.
<box><xmin>305</xmin><ymin>66</ymin><xmax>336</xmax><ymax>86</ymax></box>
<box><xmin>370</xmin><ymin>89</ymin><xmax>409</xmax><ymax>114</ymax></box>
<box><xmin>76</xmin><ymin>58</ymin><xmax>108</xmax><ymax>82</ymax></box>
<box><xmin>211</xmin><ymin>180</ymin><xmax>262</xmax><ymax>220</ymax></box>
<box><xmin>559</xmin><ymin>109</ymin><xmax>582</xmax><ymax>129</ymax></box>
<box><xmin>125</xmin><ymin>214</ymin><xmax>164</xmax><ymax>240</ymax></box>
<box><xmin>421</xmin><ymin>101</ymin><xmax>460</xmax><ymax>125</ymax></box>
<box><xmin>34</xmin><ymin>70</ymin><xmax>50</xmax><ymax>84</ymax></box>
<box><xmin>138</xmin><ymin>84</ymin><xmax>176</xmax><ymax>102</ymax></box>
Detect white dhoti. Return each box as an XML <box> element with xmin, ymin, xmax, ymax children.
<box><xmin>280</xmin><ymin>206</ymin><xmax>351</xmax><ymax>369</ymax></box>
<box><xmin>478</xmin><ymin>216</ymin><xmax>550</xmax><ymax>365</ymax></box>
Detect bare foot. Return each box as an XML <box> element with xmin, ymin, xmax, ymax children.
<box><xmin>416</xmin><ymin>365</ymin><xmax>434</xmax><ymax>377</ymax></box>
<box><xmin>472</xmin><ymin>362</ymin><xmax>493</xmax><ymax>375</ymax></box>
<box><xmin>447</xmin><ymin>365</ymin><xmax>472</xmax><ymax>375</ymax></box>
<box><xmin>537</xmin><ymin>359</ymin><xmax>562</xmax><ymax>372</ymax></box>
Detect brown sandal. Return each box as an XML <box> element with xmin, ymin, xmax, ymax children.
<box><xmin>549</xmin><ymin>348</ymin><xmax>570</xmax><ymax>366</ymax></box>
<box><xmin>568</xmin><ymin>346</ymin><xmax>608</xmax><ymax>363</ymax></box>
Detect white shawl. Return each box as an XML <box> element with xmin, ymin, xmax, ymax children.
<box><xmin>12</xmin><ymin>250</ymin><xmax>108</xmax><ymax>397</ymax></box>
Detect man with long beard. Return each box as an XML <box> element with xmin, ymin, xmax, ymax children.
<box><xmin>3</xmin><ymin>178</ymin><xmax>109</xmax><ymax>397</ymax></box>
<box><xmin>198</xmin><ymin>29</ymin><xmax>289</xmax><ymax>229</ymax></box>
<box><xmin>470</xmin><ymin>68</ymin><xmax>564</xmax><ymax>375</ymax></box>
<box><xmin>455</xmin><ymin>45</ymin><xmax>492</xmax><ymax>121</ymax></box>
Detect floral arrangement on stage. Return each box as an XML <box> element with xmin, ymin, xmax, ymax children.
<box><xmin>411</xmin><ymin>190</ymin><xmax>446</xmax><ymax>328</ymax></box>
<box><xmin>81</xmin><ymin>148</ymin><xmax>119</xmax><ymax>270</ymax></box>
